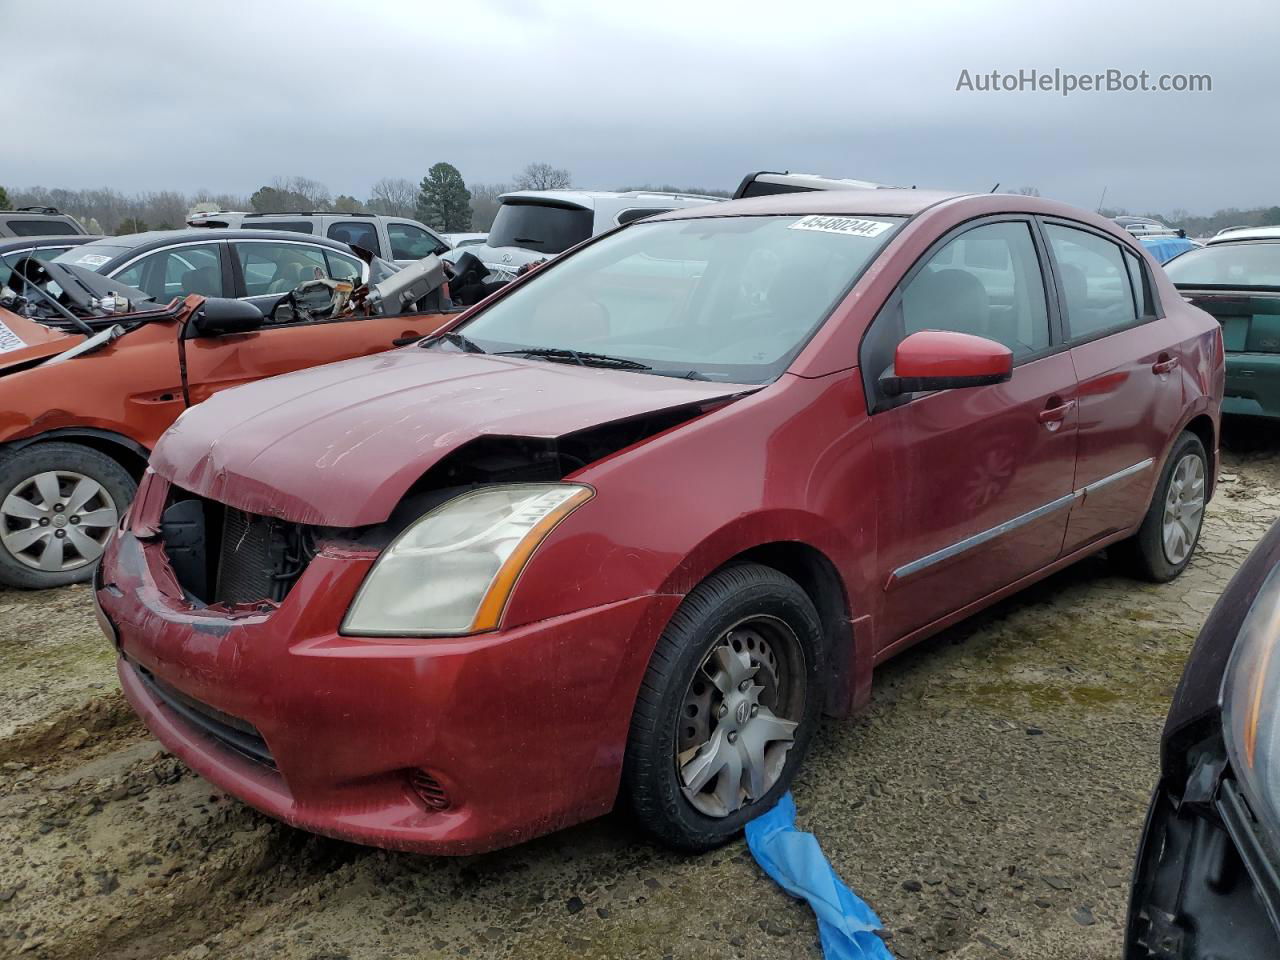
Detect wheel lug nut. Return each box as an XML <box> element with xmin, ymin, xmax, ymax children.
<box><xmin>53</xmin><ymin>503</ymin><xmax>63</xmax><ymax>512</ymax></box>
<box><xmin>55</xmin><ymin>530</ymin><xmax>66</xmax><ymax>539</ymax></box>
<box><xmin>750</xmin><ymin>705</ymin><xmax>759</xmax><ymax>717</ymax></box>
<box><xmin>727</xmin><ymin>732</ymin><xmax>738</xmax><ymax>743</ymax></box>
<box><xmin>39</xmin><ymin>518</ymin><xmax>49</xmax><ymax>526</ymax></box>
<box><xmin>718</xmin><ymin>704</ymin><xmax>728</xmax><ymax>718</ymax></box>
<box><xmin>738</xmin><ymin>680</ymin><xmax>750</xmax><ymax>692</ymax></box>
<box><xmin>70</xmin><ymin>516</ymin><xmax>80</xmax><ymax>525</ymax></box>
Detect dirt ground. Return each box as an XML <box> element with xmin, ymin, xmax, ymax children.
<box><xmin>3</xmin><ymin>439</ymin><xmax>1280</xmax><ymax>960</ymax></box>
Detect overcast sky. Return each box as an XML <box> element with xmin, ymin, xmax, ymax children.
<box><xmin>5</xmin><ymin>0</ymin><xmax>1274</xmax><ymax>214</ymax></box>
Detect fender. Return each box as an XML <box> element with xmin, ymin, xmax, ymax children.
<box><xmin>3</xmin><ymin>426</ymin><xmax>151</xmax><ymax>468</ymax></box>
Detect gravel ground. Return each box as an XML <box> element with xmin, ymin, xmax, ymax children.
<box><xmin>2</xmin><ymin>438</ymin><xmax>1279</xmax><ymax>960</ymax></box>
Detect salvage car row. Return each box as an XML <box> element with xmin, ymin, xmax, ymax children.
<box><xmin>6</xmin><ymin>179</ymin><xmax>1280</xmax><ymax>957</ymax></box>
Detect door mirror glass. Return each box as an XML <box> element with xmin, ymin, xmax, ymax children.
<box><xmin>192</xmin><ymin>298</ymin><xmax>264</xmax><ymax>337</ymax></box>
<box><xmin>880</xmin><ymin>330</ymin><xmax>1013</xmax><ymax>396</ymax></box>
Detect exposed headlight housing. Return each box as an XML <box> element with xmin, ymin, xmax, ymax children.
<box><xmin>1223</xmin><ymin>561</ymin><xmax>1280</xmax><ymax>838</ymax></box>
<box><xmin>342</xmin><ymin>483</ymin><xmax>593</xmax><ymax>637</ymax></box>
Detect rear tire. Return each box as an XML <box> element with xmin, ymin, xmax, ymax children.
<box><xmin>0</xmin><ymin>443</ymin><xmax>135</xmax><ymax>590</ymax></box>
<box><xmin>622</xmin><ymin>563</ymin><xmax>825</xmax><ymax>851</ymax></box>
<box><xmin>1112</xmin><ymin>431</ymin><xmax>1207</xmax><ymax>583</ymax></box>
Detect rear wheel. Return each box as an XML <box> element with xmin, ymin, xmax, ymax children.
<box><xmin>1112</xmin><ymin>431</ymin><xmax>1208</xmax><ymax>582</ymax></box>
<box><xmin>622</xmin><ymin>563</ymin><xmax>825</xmax><ymax>850</ymax></box>
<box><xmin>0</xmin><ymin>443</ymin><xmax>135</xmax><ymax>589</ymax></box>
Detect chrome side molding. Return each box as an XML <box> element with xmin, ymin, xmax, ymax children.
<box><xmin>889</xmin><ymin>458</ymin><xmax>1155</xmax><ymax>584</ymax></box>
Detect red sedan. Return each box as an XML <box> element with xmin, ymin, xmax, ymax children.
<box><xmin>95</xmin><ymin>189</ymin><xmax>1223</xmax><ymax>854</ymax></box>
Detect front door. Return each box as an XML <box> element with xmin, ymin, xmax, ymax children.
<box><xmin>865</xmin><ymin>219</ymin><xmax>1080</xmax><ymax>646</ymax></box>
<box><xmin>181</xmin><ymin>241</ymin><xmax>449</xmax><ymax>404</ymax></box>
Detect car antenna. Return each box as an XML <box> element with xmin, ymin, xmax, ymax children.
<box><xmin>1096</xmin><ymin>185</ymin><xmax>1108</xmax><ymax>213</ymax></box>
<box><xmin>989</xmin><ymin>182</ymin><xmax>1000</xmax><ymax>193</ymax></box>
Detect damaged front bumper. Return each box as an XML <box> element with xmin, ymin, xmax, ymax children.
<box><xmin>96</xmin><ymin>478</ymin><xmax>679</xmax><ymax>855</ymax></box>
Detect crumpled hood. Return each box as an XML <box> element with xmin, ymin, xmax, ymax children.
<box><xmin>151</xmin><ymin>346</ymin><xmax>753</xmax><ymax>526</ymax></box>
<box><xmin>0</xmin><ymin>309</ymin><xmax>77</xmax><ymax>374</ymax></box>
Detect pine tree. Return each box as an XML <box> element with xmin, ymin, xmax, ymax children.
<box><xmin>415</xmin><ymin>163</ymin><xmax>472</xmax><ymax>232</ymax></box>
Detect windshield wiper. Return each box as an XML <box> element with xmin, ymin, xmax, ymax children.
<box><xmin>423</xmin><ymin>331</ymin><xmax>486</xmax><ymax>354</ymax></box>
<box><xmin>494</xmin><ymin>347</ymin><xmax>651</xmax><ymax>370</ymax></box>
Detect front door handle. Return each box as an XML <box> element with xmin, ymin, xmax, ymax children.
<box><xmin>1152</xmin><ymin>354</ymin><xmax>1179</xmax><ymax>376</ymax></box>
<box><xmin>1038</xmin><ymin>398</ymin><xmax>1076</xmax><ymax>430</ymax></box>
<box><xmin>391</xmin><ymin>333</ymin><xmax>422</xmax><ymax>346</ymax></box>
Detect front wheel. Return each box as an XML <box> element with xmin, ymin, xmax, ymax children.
<box><xmin>622</xmin><ymin>563</ymin><xmax>825</xmax><ymax>851</ymax></box>
<box><xmin>0</xmin><ymin>443</ymin><xmax>136</xmax><ymax>590</ymax></box>
<box><xmin>1112</xmin><ymin>431</ymin><xmax>1208</xmax><ymax>583</ymax></box>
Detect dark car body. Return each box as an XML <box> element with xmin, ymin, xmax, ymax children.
<box><xmin>53</xmin><ymin>229</ymin><xmax>391</xmax><ymax>315</ymax></box>
<box><xmin>98</xmin><ymin>189</ymin><xmax>1223</xmax><ymax>855</ymax></box>
<box><xmin>1166</xmin><ymin>236</ymin><xmax>1280</xmax><ymax>419</ymax></box>
<box><xmin>1126</xmin><ymin>519</ymin><xmax>1280</xmax><ymax>958</ymax></box>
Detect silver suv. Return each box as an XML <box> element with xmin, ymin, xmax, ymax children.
<box><xmin>0</xmin><ymin>207</ymin><xmax>88</xmax><ymax>238</ymax></box>
<box><xmin>186</xmin><ymin>211</ymin><xmax>449</xmax><ymax>267</ymax></box>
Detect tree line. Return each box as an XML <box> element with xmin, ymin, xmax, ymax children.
<box><xmin>0</xmin><ymin>161</ymin><xmax>579</xmax><ymax>235</ymax></box>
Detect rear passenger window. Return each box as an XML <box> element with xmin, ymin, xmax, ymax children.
<box><xmin>1124</xmin><ymin>249</ymin><xmax>1154</xmax><ymax>318</ymax></box>
<box><xmin>1045</xmin><ymin>224</ymin><xmax>1140</xmax><ymax>339</ymax></box>
<box><xmin>327</xmin><ymin>221</ymin><xmax>380</xmax><ymax>255</ymax></box>
<box><xmin>898</xmin><ymin>221</ymin><xmax>1051</xmax><ymax>360</ymax></box>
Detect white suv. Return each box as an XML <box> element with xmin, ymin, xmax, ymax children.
<box><xmin>462</xmin><ymin>190</ymin><xmax>721</xmax><ymax>280</ymax></box>
<box><xmin>185</xmin><ymin>211</ymin><xmax>449</xmax><ymax>267</ymax></box>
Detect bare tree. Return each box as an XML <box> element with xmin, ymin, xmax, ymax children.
<box><xmin>366</xmin><ymin>177</ymin><xmax>417</xmax><ymax>218</ymax></box>
<box><xmin>467</xmin><ymin>182</ymin><xmax>509</xmax><ymax>231</ymax></box>
<box><xmin>271</xmin><ymin>176</ymin><xmax>331</xmax><ymax>209</ymax></box>
<box><xmin>1013</xmin><ymin>186</ymin><xmax>1041</xmax><ymax>197</ymax></box>
<box><xmin>513</xmin><ymin>162</ymin><xmax>571</xmax><ymax>191</ymax></box>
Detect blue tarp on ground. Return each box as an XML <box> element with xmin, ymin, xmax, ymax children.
<box><xmin>1139</xmin><ymin>234</ymin><xmax>1199</xmax><ymax>264</ymax></box>
<box><xmin>745</xmin><ymin>792</ymin><xmax>894</xmax><ymax>960</ymax></box>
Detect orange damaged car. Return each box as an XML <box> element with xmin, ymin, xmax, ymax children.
<box><xmin>0</xmin><ymin>245</ymin><xmax>452</xmax><ymax>588</ymax></box>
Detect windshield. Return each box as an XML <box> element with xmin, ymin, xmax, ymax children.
<box><xmin>53</xmin><ymin>244</ymin><xmax>134</xmax><ymax>273</ymax></box>
<box><xmin>448</xmin><ymin>214</ymin><xmax>904</xmax><ymax>383</ymax></box>
<box><xmin>1165</xmin><ymin>242</ymin><xmax>1280</xmax><ymax>289</ymax></box>
<box><xmin>487</xmin><ymin>202</ymin><xmax>593</xmax><ymax>254</ymax></box>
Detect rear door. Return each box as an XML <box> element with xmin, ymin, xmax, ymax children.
<box><xmin>865</xmin><ymin>218</ymin><xmax>1080</xmax><ymax>645</ymax></box>
<box><xmin>1043</xmin><ymin>221</ymin><xmax>1187</xmax><ymax>553</ymax></box>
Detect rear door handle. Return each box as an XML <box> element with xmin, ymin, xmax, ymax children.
<box><xmin>1038</xmin><ymin>398</ymin><xmax>1076</xmax><ymax>429</ymax></box>
<box><xmin>1152</xmin><ymin>355</ymin><xmax>1179</xmax><ymax>375</ymax></box>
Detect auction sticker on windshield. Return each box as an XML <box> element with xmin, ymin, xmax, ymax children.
<box><xmin>788</xmin><ymin>215</ymin><xmax>895</xmax><ymax>238</ymax></box>
<box><xmin>73</xmin><ymin>254</ymin><xmax>112</xmax><ymax>267</ymax></box>
<box><xmin>0</xmin><ymin>321</ymin><xmax>26</xmax><ymax>354</ymax></box>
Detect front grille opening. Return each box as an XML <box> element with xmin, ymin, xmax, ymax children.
<box><xmin>131</xmin><ymin>658</ymin><xmax>276</xmax><ymax>769</ymax></box>
<box><xmin>160</xmin><ymin>489</ymin><xmax>318</xmax><ymax>607</ymax></box>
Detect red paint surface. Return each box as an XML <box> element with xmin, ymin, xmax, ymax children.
<box><xmin>894</xmin><ymin>330</ymin><xmax>1014</xmax><ymax>380</ymax></box>
<box><xmin>99</xmin><ymin>190</ymin><xmax>1224</xmax><ymax>854</ymax></box>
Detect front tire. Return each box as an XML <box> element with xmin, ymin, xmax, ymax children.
<box><xmin>622</xmin><ymin>563</ymin><xmax>825</xmax><ymax>851</ymax></box>
<box><xmin>1112</xmin><ymin>431</ymin><xmax>1208</xmax><ymax>583</ymax></box>
<box><xmin>0</xmin><ymin>443</ymin><xmax>135</xmax><ymax>590</ymax></box>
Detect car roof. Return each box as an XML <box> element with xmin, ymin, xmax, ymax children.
<box><xmin>1206</xmin><ymin>226</ymin><xmax>1280</xmax><ymax>244</ymax></box>
<box><xmin>0</xmin><ymin>235</ymin><xmax>99</xmax><ymax>252</ymax></box>
<box><xmin>75</xmin><ymin>228</ymin><xmax>362</xmax><ymax>252</ymax></box>
<box><xmin>653</xmin><ymin>188</ymin><xmax>967</xmax><ymax>220</ymax></box>
<box><xmin>499</xmin><ymin>189</ymin><xmax>722</xmax><ymax>208</ymax></box>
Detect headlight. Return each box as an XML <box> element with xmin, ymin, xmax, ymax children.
<box><xmin>1223</xmin><ymin>561</ymin><xmax>1280</xmax><ymax>834</ymax></box>
<box><xmin>342</xmin><ymin>483</ymin><xmax>593</xmax><ymax>636</ymax></box>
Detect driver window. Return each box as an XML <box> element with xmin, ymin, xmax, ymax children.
<box><xmin>236</xmin><ymin>242</ymin><xmax>329</xmax><ymax>299</ymax></box>
<box><xmin>900</xmin><ymin>221</ymin><xmax>1050</xmax><ymax>360</ymax></box>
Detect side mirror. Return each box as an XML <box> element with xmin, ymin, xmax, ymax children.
<box><xmin>880</xmin><ymin>330</ymin><xmax>1013</xmax><ymax>396</ymax></box>
<box><xmin>191</xmin><ymin>298</ymin><xmax>263</xmax><ymax>337</ymax></box>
